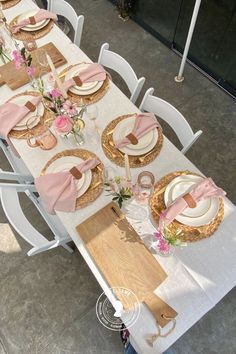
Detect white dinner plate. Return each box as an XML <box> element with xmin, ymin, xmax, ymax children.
<box><xmin>45</xmin><ymin>156</ymin><xmax>92</xmax><ymax>198</ymax></box>
<box><xmin>164</xmin><ymin>174</ymin><xmax>220</xmax><ymax>227</ymax></box>
<box><xmin>64</xmin><ymin>63</ymin><xmax>104</xmax><ymax>95</ymax></box>
<box><xmin>10</xmin><ymin>95</ymin><xmax>44</xmax><ymax>131</ymax></box>
<box><xmin>17</xmin><ymin>10</ymin><xmax>50</xmax><ymax>31</ymax></box>
<box><xmin>112</xmin><ymin>116</ymin><xmax>158</xmax><ymax>156</ymax></box>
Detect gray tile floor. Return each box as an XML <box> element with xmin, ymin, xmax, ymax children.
<box><xmin>0</xmin><ymin>0</ymin><xmax>235</xmax><ymax>353</ymax></box>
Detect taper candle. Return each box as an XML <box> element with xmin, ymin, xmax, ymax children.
<box><xmin>46</xmin><ymin>53</ymin><xmax>68</xmax><ymax>99</ymax></box>
<box><xmin>124</xmin><ymin>153</ymin><xmax>131</xmax><ymax>181</ymax></box>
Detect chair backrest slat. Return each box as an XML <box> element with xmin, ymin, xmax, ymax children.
<box><xmin>140</xmin><ymin>88</ymin><xmax>202</xmax><ymax>153</ymax></box>
<box><xmin>48</xmin><ymin>0</ymin><xmax>84</xmax><ymax>47</ymax></box>
<box><xmin>98</xmin><ymin>43</ymin><xmax>145</xmax><ymax>103</ymax></box>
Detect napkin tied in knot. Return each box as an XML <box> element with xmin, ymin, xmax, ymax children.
<box><xmin>114</xmin><ymin>112</ymin><xmax>160</xmax><ymax>149</ymax></box>
<box><xmin>159</xmin><ymin>177</ymin><xmax>226</xmax><ymax>228</ymax></box>
<box><xmin>35</xmin><ymin>158</ymin><xmax>100</xmax><ymax>214</ymax></box>
<box><xmin>63</xmin><ymin>63</ymin><xmax>107</xmax><ymax>92</ymax></box>
<box><xmin>0</xmin><ymin>96</ymin><xmax>42</xmax><ymax>156</ymax></box>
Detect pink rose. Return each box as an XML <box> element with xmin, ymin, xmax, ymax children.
<box><xmin>54</xmin><ymin>115</ymin><xmax>73</xmax><ymax>134</ymax></box>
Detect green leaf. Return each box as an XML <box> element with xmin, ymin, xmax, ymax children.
<box><xmin>112</xmin><ymin>196</ymin><xmax>119</xmax><ymax>201</ymax></box>
<box><xmin>118</xmin><ymin>198</ymin><xmax>123</xmax><ymax>208</ymax></box>
<box><xmin>43</xmin><ymin>95</ymin><xmax>52</xmax><ymax>102</ymax></box>
<box><xmin>49</xmin><ymin>107</ymin><xmax>57</xmax><ymax>114</ymax></box>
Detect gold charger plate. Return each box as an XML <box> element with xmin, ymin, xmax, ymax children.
<box><xmin>101</xmin><ymin>114</ymin><xmax>163</xmax><ymax>168</ymax></box>
<box><xmin>149</xmin><ymin>170</ymin><xmax>224</xmax><ymax>242</ymax></box>
<box><xmin>2</xmin><ymin>0</ymin><xmax>21</xmax><ymax>10</ymax></box>
<box><xmin>8</xmin><ymin>91</ymin><xmax>54</xmax><ymax>139</ymax></box>
<box><xmin>41</xmin><ymin>149</ymin><xmax>104</xmax><ymax>209</ymax></box>
<box><xmin>10</xmin><ymin>15</ymin><xmax>54</xmax><ymax>41</ymax></box>
<box><xmin>59</xmin><ymin>64</ymin><xmax>110</xmax><ymax>106</ymax></box>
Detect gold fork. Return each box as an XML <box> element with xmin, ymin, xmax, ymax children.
<box><xmin>136</xmin><ymin>147</ymin><xmax>159</xmax><ymax>163</ymax></box>
<box><xmin>102</xmin><ymin>143</ymin><xmax>121</xmax><ymax>159</ymax></box>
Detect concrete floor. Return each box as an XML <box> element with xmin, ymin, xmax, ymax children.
<box><xmin>0</xmin><ymin>0</ymin><xmax>235</xmax><ymax>353</ymax></box>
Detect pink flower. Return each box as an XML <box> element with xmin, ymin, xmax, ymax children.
<box><xmin>26</xmin><ymin>66</ymin><xmax>36</xmax><ymax>77</ymax></box>
<box><xmin>158</xmin><ymin>239</ymin><xmax>170</xmax><ymax>252</ymax></box>
<box><xmin>62</xmin><ymin>100</ymin><xmax>77</xmax><ymax>116</ymax></box>
<box><xmin>54</xmin><ymin>114</ymin><xmax>73</xmax><ymax>134</ymax></box>
<box><xmin>154</xmin><ymin>230</ymin><xmax>163</xmax><ymax>240</ymax></box>
<box><xmin>49</xmin><ymin>88</ymin><xmax>61</xmax><ymax>99</ymax></box>
<box><xmin>12</xmin><ymin>50</ymin><xmax>24</xmax><ymax>70</ymax></box>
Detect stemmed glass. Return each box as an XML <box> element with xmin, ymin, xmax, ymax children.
<box><xmin>36</xmin><ymin>48</ymin><xmax>49</xmax><ymax>75</ymax></box>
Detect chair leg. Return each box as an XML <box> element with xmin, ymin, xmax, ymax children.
<box><xmin>62</xmin><ymin>242</ymin><xmax>74</xmax><ymax>253</ymax></box>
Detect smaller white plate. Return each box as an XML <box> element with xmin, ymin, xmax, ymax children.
<box><xmin>64</xmin><ymin>63</ymin><xmax>104</xmax><ymax>96</ymax></box>
<box><xmin>9</xmin><ymin>95</ymin><xmax>44</xmax><ymax>131</ymax></box>
<box><xmin>45</xmin><ymin>156</ymin><xmax>92</xmax><ymax>198</ymax></box>
<box><xmin>113</xmin><ymin>116</ymin><xmax>158</xmax><ymax>156</ymax></box>
<box><xmin>18</xmin><ymin>10</ymin><xmax>50</xmax><ymax>32</ymax></box>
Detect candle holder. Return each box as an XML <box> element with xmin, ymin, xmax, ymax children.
<box><xmin>134</xmin><ymin>171</ymin><xmax>155</xmax><ymax>205</ymax></box>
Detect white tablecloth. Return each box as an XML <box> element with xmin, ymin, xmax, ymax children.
<box><xmin>2</xmin><ymin>1</ymin><xmax>236</xmax><ymax>353</ymax></box>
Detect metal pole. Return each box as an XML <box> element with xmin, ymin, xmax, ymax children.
<box><xmin>175</xmin><ymin>0</ymin><xmax>202</xmax><ymax>82</ymax></box>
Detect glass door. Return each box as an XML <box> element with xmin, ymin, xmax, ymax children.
<box><xmin>173</xmin><ymin>0</ymin><xmax>236</xmax><ymax>87</ymax></box>
<box><xmin>134</xmin><ymin>0</ymin><xmax>182</xmax><ymax>46</ymax></box>
<box><xmin>132</xmin><ymin>0</ymin><xmax>236</xmax><ymax>96</ymax></box>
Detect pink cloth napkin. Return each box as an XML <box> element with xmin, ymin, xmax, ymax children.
<box><xmin>159</xmin><ymin>177</ymin><xmax>226</xmax><ymax>228</ymax></box>
<box><xmin>12</xmin><ymin>9</ymin><xmax>58</xmax><ymax>33</ymax></box>
<box><xmin>35</xmin><ymin>158</ymin><xmax>100</xmax><ymax>214</ymax></box>
<box><xmin>63</xmin><ymin>63</ymin><xmax>107</xmax><ymax>92</ymax></box>
<box><xmin>114</xmin><ymin>113</ymin><xmax>160</xmax><ymax>148</ymax></box>
<box><xmin>0</xmin><ymin>96</ymin><xmax>42</xmax><ymax>155</ymax></box>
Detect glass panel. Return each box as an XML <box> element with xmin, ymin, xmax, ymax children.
<box><xmin>134</xmin><ymin>0</ymin><xmax>182</xmax><ymax>44</ymax></box>
<box><xmin>174</xmin><ymin>0</ymin><xmax>236</xmax><ymax>80</ymax></box>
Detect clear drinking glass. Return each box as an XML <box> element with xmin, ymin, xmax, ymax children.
<box><xmin>36</xmin><ymin>48</ymin><xmax>49</xmax><ymax>74</ymax></box>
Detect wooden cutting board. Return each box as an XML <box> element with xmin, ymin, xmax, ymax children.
<box><xmin>0</xmin><ymin>42</ymin><xmax>67</xmax><ymax>89</ymax></box>
<box><xmin>77</xmin><ymin>202</ymin><xmax>177</xmax><ymax>327</ymax></box>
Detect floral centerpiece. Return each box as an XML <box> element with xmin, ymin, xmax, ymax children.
<box><xmin>154</xmin><ymin>227</ymin><xmax>187</xmax><ymax>256</ymax></box>
<box><xmin>43</xmin><ymin>88</ymin><xmax>86</xmax><ymax>145</ymax></box>
<box><xmin>12</xmin><ymin>47</ymin><xmax>45</xmax><ymax>94</ymax></box>
<box><xmin>105</xmin><ymin>176</ymin><xmax>134</xmax><ymax>208</ymax></box>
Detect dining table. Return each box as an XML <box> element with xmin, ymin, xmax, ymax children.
<box><xmin>1</xmin><ymin>1</ymin><xmax>236</xmax><ymax>353</ymax></box>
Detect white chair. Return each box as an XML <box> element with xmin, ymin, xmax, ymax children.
<box><xmin>47</xmin><ymin>0</ymin><xmax>84</xmax><ymax>47</ymax></box>
<box><xmin>139</xmin><ymin>88</ymin><xmax>202</xmax><ymax>154</ymax></box>
<box><xmin>0</xmin><ymin>138</ymin><xmax>33</xmax><ymax>183</ymax></box>
<box><xmin>0</xmin><ymin>171</ymin><xmax>73</xmax><ymax>256</ymax></box>
<box><xmin>98</xmin><ymin>43</ymin><xmax>145</xmax><ymax>103</ymax></box>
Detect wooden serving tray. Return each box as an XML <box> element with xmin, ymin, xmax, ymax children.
<box><xmin>0</xmin><ymin>42</ymin><xmax>67</xmax><ymax>89</ymax></box>
<box><xmin>77</xmin><ymin>202</ymin><xmax>177</xmax><ymax>327</ymax></box>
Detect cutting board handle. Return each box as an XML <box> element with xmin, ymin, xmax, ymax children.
<box><xmin>144</xmin><ymin>293</ymin><xmax>177</xmax><ymax>328</ymax></box>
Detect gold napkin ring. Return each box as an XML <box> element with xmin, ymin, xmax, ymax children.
<box><xmin>29</xmin><ymin>16</ymin><xmax>36</xmax><ymax>25</ymax></box>
<box><xmin>70</xmin><ymin>167</ymin><xmax>82</xmax><ymax>180</ymax></box>
<box><xmin>73</xmin><ymin>76</ymin><xmax>82</xmax><ymax>87</ymax></box>
<box><xmin>183</xmin><ymin>193</ymin><xmax>196</xmax><ymax>208</ymax></box>
<box><xmin>25</xmin><ymin>101</ymin><xmax>36</xmax><ymax>112</ymax></box>
<box><xmin>126</xmin><ymin>133</ymin><xmax>138</xmax><ymax>145</ymax></box>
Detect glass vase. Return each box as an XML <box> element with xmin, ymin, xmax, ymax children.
<box><xmin>156</xmin><ymin>243</ymin><xmax>175</xmax><ymax>257</ymax></box>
